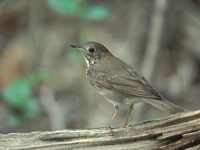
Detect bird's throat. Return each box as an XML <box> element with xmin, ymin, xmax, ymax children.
<box><xmin>83</xmin><ymin>53</ymin><xmax>95</xmax><ymax>67</ymax></box>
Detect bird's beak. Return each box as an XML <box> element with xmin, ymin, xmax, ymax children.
<box><xmin>70</xmin><ymin>44</ymin><xmax>81</xmax><ymax>49</ymax></box>
<box><xmin>70</xmin><ymin>44</ymin><xmax>85</xmax><ymax>53</ymax></box>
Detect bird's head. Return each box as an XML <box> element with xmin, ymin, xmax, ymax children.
<box><xmin>71</xmin><ymin>41</ymin><xmax>111</xmax><ymax>66</ymax></box>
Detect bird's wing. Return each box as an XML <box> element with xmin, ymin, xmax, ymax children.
<box><xmin>91</xmin><ymin>70</ymin><xmax>163</xmax><ymax>100</ymax></box>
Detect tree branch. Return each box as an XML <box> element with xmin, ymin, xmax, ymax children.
<box><xmin>0</xmin><ymin>110</ymin><xmax>200</xmax><ymax>149</ymax></box>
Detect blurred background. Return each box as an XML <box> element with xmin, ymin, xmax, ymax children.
<box><xmin>0</xmin><ymin>0</ymin><xmax>200</xmax><ymax>133</ymax></box>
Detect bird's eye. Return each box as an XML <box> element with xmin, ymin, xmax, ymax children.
<box><xmin>88</xmin><ymin>47</ymin><xmax>95</xmax><ymax>53</ymax></box>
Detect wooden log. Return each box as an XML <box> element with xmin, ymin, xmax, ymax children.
<box><xmin>0</xmin><ymin>110</ymin><xmax>200</xmax><ymax>150</ymax></box>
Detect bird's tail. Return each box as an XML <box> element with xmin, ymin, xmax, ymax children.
<box><xmin>141</xmin><ymin>98</ymin><xmax>185</xmax><ymax>114</ymax></box>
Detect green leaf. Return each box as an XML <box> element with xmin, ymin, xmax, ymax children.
<box><xmin>1</xmin><ymin>70</ymin><xmax>53</xmax><ymax>125</ymax></box>
<box><xmin>8</xmin><ymin>115</ymin><xmax>24</xmax><ymax>126</ymax></box>
<box><xmin>47</xmin><ymin>0</ymin><xmax>83</xmax><ymax>16</ymax></box>
<box><xmin>81</xmin><ymin>5</ymin><xmax>110</xmax><ymax>20</ymax></box>
<box><xmin>24</xmin><ymin>98</ymin><xmax>40</xmax><ymax>118</ymax></box>
<box><xmin>1</xmin><ymin>70</ymin><xmax>54</xmax><ymax>108</ymax></box>
<box><xmin>30</xmin><ymin>69</ymin><xmax>55</xmax><ymax>85</ymax></box>
<box><xmin>2</xmin><ymin>78</ymin><xmax>31</xmax><ymax>108</ymax></box>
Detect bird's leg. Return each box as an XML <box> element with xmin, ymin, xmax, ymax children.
<box><xmin>123</xmin><ymin>104</ymin><xmax>134</xmax><ymax>127</ymax></box>
<box><xmin>106</xmin><ymin>105</ymin><xmax>119</xmax><ymax>127</ymax></box>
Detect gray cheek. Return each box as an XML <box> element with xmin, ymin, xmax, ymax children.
<box><xmin>89</xmin><ymin>54</ymin><xmax>99</xmax><ymax>61</ymax></box>
<box><xmin>95</xmin><ymin>52</ymin><xmax>102</xmax><ymax>60</ymax></box>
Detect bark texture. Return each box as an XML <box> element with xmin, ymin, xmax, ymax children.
<box><xmin>1</xmin><ymin>110</ymin><xmax>200</xmax><ymax>150</ymax></box>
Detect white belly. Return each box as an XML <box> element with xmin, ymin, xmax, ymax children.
<box><xmin>97</xmin><ymin>87</ymin><xmax>141</xmax><ymax>107</ymax></box>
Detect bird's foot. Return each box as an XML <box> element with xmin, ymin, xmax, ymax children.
<box><xmin>123</xmin><ymin>123</ymin><xmax>131</xmax><ymax>128</ymax></box>
<box><xmin>123</xmin><ymin>124</ymin><xmax>128</xmax><ymax>128</ymax></box>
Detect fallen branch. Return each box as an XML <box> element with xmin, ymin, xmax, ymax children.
<box><xmin>0</xmin><ymin>110</ymin><xmax>200</xmax><ymax>150</ymax></box>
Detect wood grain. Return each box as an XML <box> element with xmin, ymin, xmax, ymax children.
<box><xmin>0</xmin><ymin>110</ymin><xmax>200</xmax><ymax>150</ymax></box>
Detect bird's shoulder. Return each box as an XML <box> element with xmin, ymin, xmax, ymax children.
<box><xmin>86</xmin><ymin>68</ymin><xmax>110</xmax><ymax>81</ymax></box>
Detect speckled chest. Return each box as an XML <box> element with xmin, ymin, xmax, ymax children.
<box><xmin>86</xmin><ymin>68</ymin><xmax>101</xmax><ymax>88</ymax></box>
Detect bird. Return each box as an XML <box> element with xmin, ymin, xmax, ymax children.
<box><xmin>71</xmin><ymin>41</ymin><xmax>184</xmax><ymax>127</ymax></box>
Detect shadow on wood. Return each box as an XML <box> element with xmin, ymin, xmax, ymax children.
<box><xmin>0</xmin><ymin>110</ymin><xmax>200</xmax><ymax>150</ymax></box>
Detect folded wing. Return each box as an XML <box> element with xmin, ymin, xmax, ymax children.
<box><xmin>92</xmin><ymin>70</ymin><xmax>163</xmax><ymax>100</ymax></box>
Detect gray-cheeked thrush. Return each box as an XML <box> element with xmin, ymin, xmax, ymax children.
<box><xmin>71</xmin><ymin>41</ymin><xmax>184</xmax><ymax>127</ymax></box>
